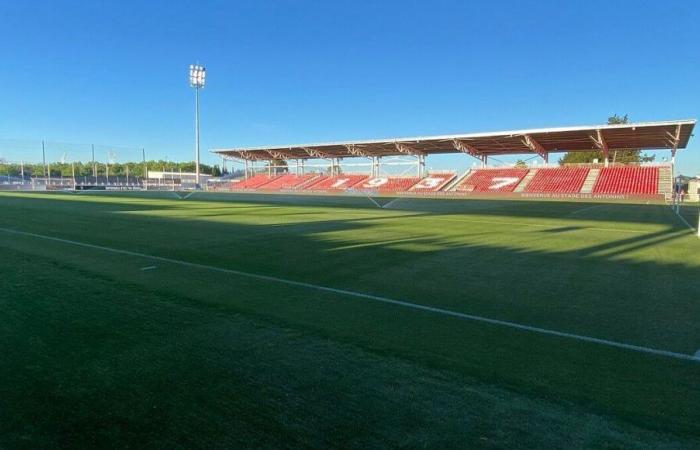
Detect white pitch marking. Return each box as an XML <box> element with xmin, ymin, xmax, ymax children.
<box><xmin>381</xmin><ymin>198</ymin><xmax>401</xmax><ymax>209</ymax></box>
<box><xmin>0</xmin><ymin>226</ymin><xmax>697</xmax><ymax>363</ymax></box>
<box><xmin>566</xmin><ymin>204</ymin><xmax>607</xmax><ymax>217</ymax></box>
<box><xmin>140</xmin><ymin>265</ymin><xmax>158</xmax><ymax>271</ymax></box>
<box><xmin>673</xmin><ymin>208</ymin><xmax>696</xmax><ymax>232</ymax></box>
<box><xmin>365</xmin><ymin>196</ymin><xmax>383</xmax><ymax>208</ymax></box>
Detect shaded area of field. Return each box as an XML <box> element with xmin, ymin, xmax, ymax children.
<box><xmin>0</xmin><ymin>191</ymin><xmax>699</xmax><ymax>447</ymax></box>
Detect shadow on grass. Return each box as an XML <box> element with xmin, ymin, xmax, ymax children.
<box><xmin>1</xmin><ymin>190</ymin><xmax>700</xmax><ymax>439</ymax></box>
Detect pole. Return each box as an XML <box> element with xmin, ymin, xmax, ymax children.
<box><xmin>42</xmin><ymin>140</ymin><xmax>47</xmax><ymax>177</ymax></box>
<box><xmin>92</xmin><ymin>144</ymin><xmax>97</xmax><ymax>177</ymax></box>
<box><xmin>195</xmin><ymin>86</ymin><xmax>201</xmax><ymax>188</ymax></box>
<box><xmin>71</xmin><ymin>162</ymin><xmax>76</xmax><ymax>190</ymax></box>
<box><xmin>20</xmin><ymin>161</ymin><xmax>24</xmax><ymax>181</ymax></box>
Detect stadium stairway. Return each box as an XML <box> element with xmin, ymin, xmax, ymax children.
<box><xmin>443</xmin><ymin>170</ymin><xmax>471</xmax><ymax>191</ymax></box>
<box><xmin>658</xmin><ymin>166</ymin><xmax>673</xmax><ymax>198</ymax></box>
<box><xmin>579</xmin><ymin>168</ymin><xmax>600</xmax><ymax>194</ymax></box>
<box><xmin>513</xmin><ymin>169</ymin><xmax>538</xmax><ymax>192</ymax></box>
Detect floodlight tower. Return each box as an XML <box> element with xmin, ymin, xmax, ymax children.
<box><xmin>189</xmin><ymin>64</ymin><xmax>206</xmax><ymax>187</ymax></box>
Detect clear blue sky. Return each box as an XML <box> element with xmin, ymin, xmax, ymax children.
<box><xmin>1</xmin><ymin>0</ymin><xmax>698</xmax><ymax>174</ymax></box>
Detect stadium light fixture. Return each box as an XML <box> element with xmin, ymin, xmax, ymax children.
<box><xmin>189</xmin><ymin>64</ymin><xmax>206</xmax><ymax>187</ymax></box>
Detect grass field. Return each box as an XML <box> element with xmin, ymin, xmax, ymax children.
<box><xmin>1</xmin><ymin>190</ymin><xmax>699</xmax><ymax>448</ymax></box>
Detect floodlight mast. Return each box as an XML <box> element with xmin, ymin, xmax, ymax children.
<box><xmin>189</xmin><ymin>64</ymin><xmax>206</xmax><ymax>187</ymax></box>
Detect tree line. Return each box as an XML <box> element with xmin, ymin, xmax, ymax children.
<box><xmin>0</xmin><ymin>160</ymin><xmax>228</xmax><ymax>178</ymax></box>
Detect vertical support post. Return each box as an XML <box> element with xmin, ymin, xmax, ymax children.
<box><xmin>300</xmin><ymin>159</ymin><xmax>305</xmax><ymax>175</ymax></box>
<box><xmin>142</xmin><ymin>148</ymin><xmax>147</xmax><ymax>181</ymax></box>
<box><xmin>42</xmin><ymin>140</ymin><xmax>47</xmax><ymax>177</ymax></box>
<box><xmin>543</xmin><ymin>152</ymin><xmax>549</xmax><ymax>165</ymax></box>
<box><xmin>268</xmin><ymin>161</ymin><xmax>271</xmax><ymax>177</ymax></box>
<box><xmin>244</xmin><ymin>159</ymin><xmax>249</xmax><ymax>179</ymax></box>
<box><xmin>92</xmin><ymin>144</ymin><xmax>97</xmax><ymax>177</ymax></box>
<box><xmin>482</xmin><ymin>155</ymin><xmax>487</xmax><ymax>168</ymax></box>
<box><xmin>194</xmin><ymin>86</ymin><xmax>201</xmax><ymax>188</ymax></box>
<box><xmin>671</xmin><ymin>149</ymin><xmax>676</xmax><ymax>193</ymax></box>
<box><xmin>417</xmin><ymin>154</ymin><xmax>426</xmax><ymax>177</ymax></box>
<box><xmin>20</xmin><ymin>161</ymin><xmax>24</xmax><ymax>180</ymax></box>
<box><xmin>71</xmin><ymin>162</ymin><xmax>76</xmax><ymax>190</ymax></box>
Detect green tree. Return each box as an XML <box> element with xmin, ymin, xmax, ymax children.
<box><xmin>266</xmin><ymin>159</ymin><xmax>288</xmax><ymax>175</ymax></box>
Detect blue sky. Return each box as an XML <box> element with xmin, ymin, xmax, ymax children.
<box><xmin>1</xmin><ymin>0</ymin><xmax>698</xmax><ymax>174</ymax></box>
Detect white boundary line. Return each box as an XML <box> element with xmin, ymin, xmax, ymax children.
<box><xmin>172</xmin><ymin>191</ymin><xmax>196</xmax><ymax>200</ymax></box>
<box><xmin>673</xmin><ymin>207</ymin><xmax>696</xmax><ymax>233</ymax></box>
<box><xmin>380</xmin><ymin>197</ymin><xmax>401</xmax><ymax>209</ymax></box>
<box><xmin>566</xmin><ymin>204</ymin><xmax>607</xmax><ymax>217</ymax></box>
<box><xmin>365</xmin><ymin>195</ymin><xmax>383</xmax><ymax>208</ymax></box>
<box><xmin>0</xmin><ymin>226</ymin><xmax>697</xmax><ymax>363</ymax></box>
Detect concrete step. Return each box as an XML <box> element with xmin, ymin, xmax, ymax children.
<box><xmin>580</xmin><ymin>168</ymin><xmax>600</xmax><ymax>194</ymax></box>
<box><xmin>658</xmin><ymin>166</ymin><xmax>673</xmax><ymax>194</ymax></box>
<box><xmin>444</xmin><ymin>169</ymin><xmax>471</xmax><ymax>191</ymax></box>
<box><xmin>513</xmin><ymin>169</ymin><xmax>537</xmax><ymax>192</ymax></box>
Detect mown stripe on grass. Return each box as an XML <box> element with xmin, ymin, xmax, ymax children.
<box><xmin>1</xmin><ymin>226</ymin><xmax>698</xmax><ymax>363</ymax></box>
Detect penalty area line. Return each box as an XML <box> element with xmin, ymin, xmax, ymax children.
<box><xmin>0</xmin><ymin>226</ymin><xmax>697</xmax><ymax>363</ymax></box>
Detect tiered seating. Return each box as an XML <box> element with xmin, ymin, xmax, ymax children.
<box><xmin>524</xmin><ymin>167</ymin><xmax>589</xmax><ymax>193</ymax></box>
<box><xmin>257</xmin><ymin>173</ymin><xmax>318</xmax><ymax>190</ymax></box>
<box><xmin>410</xmin><ymin>173</ymin><xmax>456</xmax><ymax>192</ymax></box>
<box><xmin>355</xmin><ymin>177</ymin><xmax>421</xmax><ymax>192</ymax></box>
<box><xmin>304</xmin><ymin>174</ymin><xmax>368</xmax><ymax>190</ymax></box>
<box><xmin>592</xmin><ymin>166</ymin><xmax>659</xmax><ymax>195</ymax></box>
<box><xmin>229</xmin><ymin>174</ymin><xmax>277</xmax><ymax>189</ymax></box>
<box><xmin>455</xmin><ymin>168</ymin><xmax>528</xmax><ymax>192</ymax></box>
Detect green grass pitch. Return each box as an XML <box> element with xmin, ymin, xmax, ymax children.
<box><xmin>0</xmin><ymin>190</ymin><xmax>699</xmax><ymax>448</ymax></box>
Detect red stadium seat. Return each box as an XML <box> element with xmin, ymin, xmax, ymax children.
<box><xmin>523</xmin><ymin>167</ymin><xmax>589</xmax><ymax>193</ymax></box>
<box><xmin>257</xmin><ymin>174</ymin><xmax>318</xmax><ymax>190</ymax></box>
<box><xmin>355</xmin><ymin>177</ymin><xmax>421</xmax><ymax>192</ymax></box>
<box><xmin>229</xmin><ymin>174</ymin><xmax>278</xmax><ymax>189</ymax></box>
<box><xmin>410</xmin><ymin>173</ymin><xmax>456</xmax><ymax>192</ymax></box>
<box><xmin>592</xmin><ymin>166</ymin><xmax>659</xmax><ymax>195</ymax></box>
<box><xmin>304</xmin><ymin>174</ymin><xmax>369</xmax><ymax>190</ymax></box>
<box><xmin>455</xmin><ymin>169</ymin><xmax>528</xmax><ymax>193</ymax></box>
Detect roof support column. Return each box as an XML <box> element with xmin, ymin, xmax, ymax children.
<box><xmin>417</xmin><ymin>154</ymin><xmax>426</xmax><ymax>177</ymax></box>
<box><xmin>244</xmin><ymin>159</ymin><xmax>249</xmax><ymax>179</ymax></box>
<box><xmin>482</xmin><ymin>155</ymin><xmax>487</xmax><ymax>168</ymax></box>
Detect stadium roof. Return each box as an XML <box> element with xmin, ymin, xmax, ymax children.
<box><xmin>212</xmin><ymin>119</ymin><xmax>696</xmax><ymax>161</ymax></box>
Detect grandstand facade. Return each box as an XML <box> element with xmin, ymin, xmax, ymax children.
<box><xmin>214</xmin><ymin>164</ymin><xmax>672</xmax><ymax>199</ymax></box>
<box><xmin>213</xmin><ymin>120</ymin><xmax>694</xmax><ymax>200</ymax></box>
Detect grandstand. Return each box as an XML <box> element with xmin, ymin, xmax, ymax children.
<box><xmin>213</xmin><ymin>119</ymin><xmax>695</xmax><ymax>200</ymax></box>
